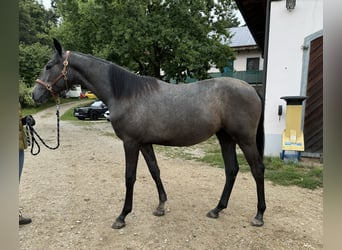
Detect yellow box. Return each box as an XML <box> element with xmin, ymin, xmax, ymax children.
<box><xmin>280</xmin><ymin>96</ymin><xmax>307</xmax><ymax>152</ymax></box>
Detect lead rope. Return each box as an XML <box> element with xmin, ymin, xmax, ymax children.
<box><xmin>26</xmin><ymin>104</ymin><xmax>60</xmax><ymax>156</ymax></box>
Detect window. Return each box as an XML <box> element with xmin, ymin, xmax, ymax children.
<box><xmin>246</xmin><ymin>57</ymin><xmax>260</xmax><ymax>71</ymax></box>
<box><xmin>223</xmin><ymin>60</ymin><xmax>234</xmax><ymax>73</ymax></box>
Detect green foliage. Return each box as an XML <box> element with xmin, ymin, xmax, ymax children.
<box><xmin>19</xmin><ymin>43</ymin><xmax>53</xmax><ymax>87</ymax></box>
<box><xmin>19</xmin><ymin>0</ymin><xmax>58</xmax><ymax>46</ymax></box>
<box><xmin>19</xmin><ymin>0</ymin><xmax>59</xmax><ymax>105</ymax></box>
<box><xmin>19</xmin><ymin>80</ymin><xmax>35</xmax><ymax>107</ymax></box>
<box><xmin>19</xmin><ymin>0</ymin><xmax>239</xmax><ymax>107</ymax></box>
<box><xmin>53</xmin><ymin>0</ymin><xmax>239</xmax><ymax>81</ymax></box>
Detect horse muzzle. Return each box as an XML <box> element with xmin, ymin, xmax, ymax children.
<box><xmin>32</xmin><ymin>84</ymin><xmax>52</xmax><ymax>104</ymax></box>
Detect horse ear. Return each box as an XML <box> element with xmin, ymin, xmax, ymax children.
<box><xmin>53</xmin><ymin>38</ymin><xmax>62</xmax><ymax>56</ymax></box>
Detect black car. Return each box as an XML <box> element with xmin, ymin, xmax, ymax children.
<box><xmin>74</xmin><ymin>100</ymin><xmax>108</xmax><ymax>120</ymax></box>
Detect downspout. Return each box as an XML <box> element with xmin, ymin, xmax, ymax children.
<box><xmin>262</xmin><ymin>0</ymin><xmax>272</xmax><ymax>99</ymax></box>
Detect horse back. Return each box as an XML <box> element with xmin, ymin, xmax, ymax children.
<box><xmin>110</xmin><ymin>77</ymin><xmax>262</xmax><ymax>146</ymax></box>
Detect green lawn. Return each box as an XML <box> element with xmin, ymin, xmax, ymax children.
<box><xmin>155</xmin><ymin>137</ymin><xmax>323</xmax><ymax>190</ymax></box>
<box><xmin>21</xmin><ymin>98</ymin><xmax>81</xmax><ymax>116</ymax></box>
<box><xmin>60</xmin><ymin>100</ymin><xmax>93</xmax><ymax>121</ymax></box>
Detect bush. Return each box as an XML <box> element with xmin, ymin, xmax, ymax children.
<box><xmin>19</xmin><ymin>42</ymin><xmax>52</xmax><ymax>87</ymax></box>
<box><xmin>19</xmin><ymin>80</ymin><xmax>35</xmax><ymax>107</ymax></box>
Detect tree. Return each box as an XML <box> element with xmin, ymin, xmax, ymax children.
<box><xmin>53</xmin><ymin>0</ymin><xmax>239</xmax><ymax>82</ymax></box>
<box><xmin>19</xmin><ymin>42</ymin><xmax>53</xmax><ymax>87</ymax></box>
<box><xmin>19</xmin><ymin>0</ymin><xmax>59</xmax><ymax>106</ymax></box>
<box><xmin>19</xmin><ymin>0</ymin><xmax>59</xmax><ymax>46</ymax></box>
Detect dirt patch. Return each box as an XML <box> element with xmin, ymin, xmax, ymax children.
<box><xmin>19</xmin><ymin>102</ymin><xmax>323</xmax><ymax>250</ymax></box>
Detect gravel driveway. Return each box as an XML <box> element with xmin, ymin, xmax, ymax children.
<box><xmin>19</xmin><ymin>101</ymin><xmax>323</xmax><ymax>250</ymax></box>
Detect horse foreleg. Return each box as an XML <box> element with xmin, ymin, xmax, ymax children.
<box><xmin>141</xmin><ymin>144</ymin><xmax>167</xmax><ymax>216</ymax></box>
<box><xmin>207</xmin><ymin>131</ymin><xmax>239</xmax><ymax>219</ymax></box>
<box><xmin>239</xmin><ymin>142</ymin><xmax>266</xmax><ymax>227</ymax></box>
<box><xmin>112</xmin><ymin>142</ymin><xmax>139</xmax><ymax>229</ymax></box>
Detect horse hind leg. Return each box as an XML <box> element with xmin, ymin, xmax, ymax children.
<box><xmin>207</xmin><ymin>130</ymin><xmax>239</xmax><ymax>219</ymax></box>
<box><xmin>239</xmin><ymin>141</ymin><xmax>266</xmax><ymax>226</ymax></box>
<box><xmin>140</xmin><ymin>144</ymin><xmax>168</xmax><ymax>217</ymax></box>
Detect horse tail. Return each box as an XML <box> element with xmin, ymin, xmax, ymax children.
<box><xmin>256</xmin><ymin>91</ymin><xmax>265</xmax><ymax>160</ymax></box>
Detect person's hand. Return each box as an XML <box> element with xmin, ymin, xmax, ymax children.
<box><xmin>25</xmin><ymin>115</ymin><xmax>36</xmax><ymax>126</ymax></box>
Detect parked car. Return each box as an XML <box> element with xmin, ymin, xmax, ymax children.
<box><xmin>65</xmin><ymin>85</ymin><xmax>82</xmax><ymax>98</ymax></box>
<box><xmin>104</xmin><ymin>110</ymin><xmax>110</xmax><ymax>121</ymax></box>
<box><xmin>74</xmin><ymin>100</ymin><xmax>108</xmax><ymax>120</ymax></box>
<box><xmin>80</xmin><ymin>90</ymin><xmax>97</xmax><ymax>99</ymax></box>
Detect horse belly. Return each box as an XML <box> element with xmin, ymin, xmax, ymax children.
<box><xmin>163</xmin><ymin>131</ymin><xmax>214</xmax><ymax>146</ymax></box>
<box><xmin>149</xmin><ymin>114</ymin><xmax>220</xmax><ymax>147</ymax></box>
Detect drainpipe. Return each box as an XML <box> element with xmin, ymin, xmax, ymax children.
<box><xmin>262</xmin><ymin>0</ymin><xmax>272</xmax><ymax>99</ymax></box>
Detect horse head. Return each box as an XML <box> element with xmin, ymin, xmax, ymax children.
<box><xmin>32</xmin><ymin>39</ymin><xmax>71</xmax><ymax>104</ymax></box>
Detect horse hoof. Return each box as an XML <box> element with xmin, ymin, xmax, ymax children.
<box><xmin>251</xmin><ymin>218</ymin><xmax>264</xmax><ymax>227</ymax></box>
<box><xmin>153</xmin><ymin>208</ymin><xmax>165</xmax><ymax>217</ymax></box>
<box><xmin>112</xmin><ymin>219</ymin><xmax>125</xmax><ymax>229</ymax></box>
<box><xmin>206</xmin><ymin>210</ymin><xmax>219</xmax><ymax>219</ymax></box>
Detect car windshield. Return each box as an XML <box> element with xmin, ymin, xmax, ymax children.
<box><xmin>91</xmin><ymin>101</ymin><xmax>104</xmax><ymax>107</ymax></box>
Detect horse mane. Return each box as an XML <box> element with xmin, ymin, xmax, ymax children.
<box><xmin>74</xmin><ymin>52</ymin><xmax>159</xmax><ymax>99</ymax></box>
<box><xmin>108</xmin><ymin>63</ymin><xmax>159</xmax><ymax>99</ymax></box>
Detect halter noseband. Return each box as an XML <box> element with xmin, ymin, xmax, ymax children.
<box><xmin>36</xmin><ymin>51</ymin><xmax>70</xmax><ymax>104</ymax></box>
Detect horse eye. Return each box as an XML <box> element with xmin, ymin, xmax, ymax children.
<box><xmin>45</xmin><ymin>64</ymin><xmax>52</xmax><ymax>70</ymax></box>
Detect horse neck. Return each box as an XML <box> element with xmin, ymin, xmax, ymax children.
<box><xmin>70</xmin><ymin>52</ymin><xmax>112</xmax><ymax>103</ymax></box>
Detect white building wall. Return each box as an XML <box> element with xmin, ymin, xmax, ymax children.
<box><xmin>234</xmin><ymin>50</ymin><xmax>264</xmax><ymax>71</ymax></box>
<box><xmin>264</xmin><ymin>0</ymin><xmax>323</xmax><ymax>156</ymax></box>
<box><xmin>209</xmin><ymin>49</ymin><xmax>263</xmax><ymax>73</ymax></box>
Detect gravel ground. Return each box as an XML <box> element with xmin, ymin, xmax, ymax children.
<box><xmin>19</xmin><ymin>101</ymin><xmax>323</xmax><ymax>250</ymax></box>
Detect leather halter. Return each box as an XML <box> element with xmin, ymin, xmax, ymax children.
<box><xmin>36</xmin><ymin>51</ymin><xmax>70</xmax><ymax>103</ymax></box>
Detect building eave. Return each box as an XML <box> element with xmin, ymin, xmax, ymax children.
<box><xmin>235</xmin><ymin>0</ymin><xmax>267</xmax><ymax>54</ymax></box>
<box><xmin>233</xmin><ymin>45</ymin><xmax>260</xmax><ymax>52</ymax></box>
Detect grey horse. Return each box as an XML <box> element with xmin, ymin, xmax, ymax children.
<box><xmin>32</xmin><ymin>39</ymin><xmax>266</xmax><ymax>229</ymax></box>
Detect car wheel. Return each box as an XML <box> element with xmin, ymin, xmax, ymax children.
<box><xmin>89</xmin><ymin>110</ymin><xmax>99</xmax><ymax>120</ymax></box>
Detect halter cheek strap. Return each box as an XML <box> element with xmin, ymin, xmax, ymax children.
<box><xmin>36</xmin><ymin>51</ymin><xmax>70</xmax><ymax>104</ymax></box>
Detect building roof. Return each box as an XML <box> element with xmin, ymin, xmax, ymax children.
<box><xmin>228</xmin><ymin>26</ymin><xmax>257</xmax><ymax>48</ymax></box>
<box><xmin>235</xmin><ymin>0</ymin><xmax>267</xmax><ymax>53</ymax></box>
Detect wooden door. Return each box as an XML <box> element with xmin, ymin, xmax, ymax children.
<box><xmin>303</xmin><ymin>36</ymin><xmax>323</xmax><ymax>155</ymax></box>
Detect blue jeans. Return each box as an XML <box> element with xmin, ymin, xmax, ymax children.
<box><xmin>19</xmin><ymin>149</ymin><xmax>24</xmax><ymax>182</ymax></box>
